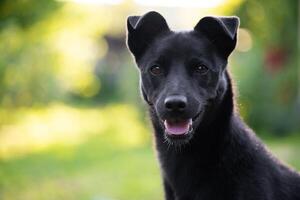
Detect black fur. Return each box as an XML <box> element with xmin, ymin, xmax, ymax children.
<box><xmin>126</xmin><ymin>11</ymin><xmax>300</xmax><ymax>200</ymax></box>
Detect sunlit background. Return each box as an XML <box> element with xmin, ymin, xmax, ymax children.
<box><xmin>0</xmin><ymin>0</ymin><xmax>299</xmax><ymax>199</ymax></box>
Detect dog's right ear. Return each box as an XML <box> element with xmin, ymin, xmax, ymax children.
<box><xmin>126</xmin><ymin>11</ymin><xmax>170</xmax><ymax>60</ymax></box>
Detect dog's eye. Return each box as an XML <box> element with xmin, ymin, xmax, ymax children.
<box><xmin>150</xmin><ymin>65</ymin><xmax>163</xmax><ymax>76</ymax></box>
<box><xmin>194</xmin><ymin>64</ymin><xmax>209</xmax><ymax>74</ymax></box>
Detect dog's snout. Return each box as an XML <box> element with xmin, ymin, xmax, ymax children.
<box><xmin>164</xmin><ymin>95</ymin><xmax>187</xmax><ymax>112</ymax></box>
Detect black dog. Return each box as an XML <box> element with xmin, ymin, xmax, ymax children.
<box><xmin>126</xmin><ymin>11</ymin><xmax>300</xmax><ymax>200</ymax></box>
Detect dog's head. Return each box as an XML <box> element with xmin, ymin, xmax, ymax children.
<box><xmin>126</xmin><ymin>11</ymin><xmax>239</xmax><ymax>145</ymax></box>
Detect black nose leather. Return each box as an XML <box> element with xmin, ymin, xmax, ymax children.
<box><xmin>164</xmin><ymin>95</ymin><xmax>187</xmax><ymax>112</ymax></box>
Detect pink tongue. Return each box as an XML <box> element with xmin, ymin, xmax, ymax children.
<box><xmin>164</xmin><ymin>119</ymin><xmax>192</xmax><ymax>135</ymax></box>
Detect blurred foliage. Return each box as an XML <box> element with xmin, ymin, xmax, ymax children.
<box><xmin>0</xmin><ymin>0</ymin><xmax>61</xmax><ymax>29</ymax></box>
<box><xmin>233</xmin><ymin>0</ymin><xmax>300</xmax><ymax>134</ymax></box>
<box><xmin>0</xmin><ymin>0</ymin><xmax>137</xmax><ymax>107</ymax></box>
<box><xmin>0</xmin><ymin>0</ymin><xmax>63</xmax><ymax>106</ymax></box>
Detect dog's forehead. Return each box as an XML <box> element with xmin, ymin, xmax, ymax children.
<box><xmin>150</xmin><ymin>32</ymin><xmax>215</xmax><ymax>57</ymax></box>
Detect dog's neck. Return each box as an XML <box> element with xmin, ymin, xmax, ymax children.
<box><xmin>148</xmin><ymin>70</ymin><xmax>236</xmax><ymax>163</ymax></box>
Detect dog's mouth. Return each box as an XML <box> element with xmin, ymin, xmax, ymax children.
<box><xmin>162</xmin><ymin>111</ymin><xmax>202</xmax><ymax>140</ymax></box>
<box><xmin>164</xmin><ymin>119</ymin><xmax>193</xmax><ymax>136</ymax></box>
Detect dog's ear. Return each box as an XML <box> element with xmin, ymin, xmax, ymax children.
<box><xmin>194</xmin><ymin>16</ymin><xmax>239</xmax><ymax>58</ymax></box>
<box><xmin>127</xmin><ymin>11</ymin><xmax>170</xmax><ymax>60</ymax></box>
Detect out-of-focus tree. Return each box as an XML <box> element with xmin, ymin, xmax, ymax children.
<box><xmin>0</xmin><ymin>0</ymin><xmax>136</xmax><ymax>107</ymax></box>
<box><xmin>233</xmin><ymin>0</ymin><xmax>299</xmax><ymax>135</ymax></box>
<box><xmin>0</xmin><ymin>0</ymin><xmax>63</xmax><ymax>107</ymax></box>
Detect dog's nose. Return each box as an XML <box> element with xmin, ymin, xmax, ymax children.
<box><xmin>164</xmin><ymin>95</ymin><xmax>187</xmax><ymax>112</ymax></box>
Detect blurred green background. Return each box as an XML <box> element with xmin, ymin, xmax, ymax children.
<box><xmin>0</xmin><ymin>0</ymin><xmax>300</xmax><ymax>199</ymax></box>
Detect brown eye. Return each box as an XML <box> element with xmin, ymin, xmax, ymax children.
<box><xmin>194</xmin><ymin>64</ymin><xmax>209</xmax><ymax>74</ymax></box>
<box><xmin>150</xmin><ymin>65</ymin><xmax>163</xmax><ymax>75</ymax></box>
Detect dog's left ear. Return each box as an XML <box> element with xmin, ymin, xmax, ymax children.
<box><xmin>194</xmin><ymin>16</ymin><xmax>239</xmax><ymax>58</ymax></box>
<box><xmin>127</xmin><ymin>11</ymin><xmax>170</xmax><ymax>61</ymax></box>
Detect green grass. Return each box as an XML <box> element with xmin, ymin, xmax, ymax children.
<box><xmin>0</xmin><ymin>134</ymin><xmax>163</xmax><ymax>200</ymax></box>
<box><xmin>0</xmin><ymin>104</ymin><xmax>299</xmax><ymax>200</ymax></box>
<box><xmin>262</xmin><ymin>135</ymin><xmax>300</xmax><ymax>170</ymax></box>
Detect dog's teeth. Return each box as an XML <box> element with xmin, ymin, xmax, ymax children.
<box><xmin>188</xmin><ymin>125</ymin><xmax>193</xmax><ymax>133</ymax></box>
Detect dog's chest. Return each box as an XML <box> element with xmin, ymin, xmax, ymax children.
<box><xmin>159</xmin><ymin>151</ymin><xmax>236</xmax><ymax>199</ymax></box>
